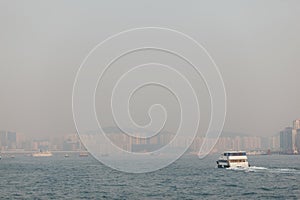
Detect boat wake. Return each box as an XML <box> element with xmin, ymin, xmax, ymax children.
<box><xmin>227</xmin><ymin>166</ymin><xmax>300</xmax><ymax>174</ymax></box>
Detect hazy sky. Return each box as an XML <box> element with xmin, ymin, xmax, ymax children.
<box><xmin>0</xmin><ymin>1</ymin><xmax>300</xmax><ymax>138</ymax></box>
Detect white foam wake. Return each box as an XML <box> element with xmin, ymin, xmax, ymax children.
<box><xmin>227</xmin><ymin>166</ymin><xmax>300</xmax><ymax>174</ymax></box>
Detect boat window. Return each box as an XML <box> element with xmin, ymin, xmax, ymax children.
<box><xmin>228</xmin><ymin>152</ymin><xmax>247</xmax><ymax>156</ymax></box>
<box><xmin>230</xmin><ymin>159</ymin><xmax>247</xmax><ymax>163</ymax></box>
<box><xmin>224</xmin><ymin>152</ymin><xmax>246</xmax><ymax>156</ymax></box>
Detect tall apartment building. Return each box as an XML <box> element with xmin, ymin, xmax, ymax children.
<box><xmin>0</xmin><ymin>130</ymin><xmax>17</xmax><ymax>150</ymax></box>
<box><xmin>280</xmin><ymin>127</ymin><xmax>297</xmax><ymax>154</ymax></box>
<box><xmin>293</xmin><ymin>119</ymin><xmax>300</xmax><ymax>129</ymax></box>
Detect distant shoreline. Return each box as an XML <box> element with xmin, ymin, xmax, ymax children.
<box><xmin>0</xmin><ymin>150</ymin><xmax>88</xmax><ymax>154</ymax></box>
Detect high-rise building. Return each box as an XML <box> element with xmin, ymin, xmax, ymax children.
<box><xmin>0</xmin><ymin>131</ymin><xmax>7</xmax><ymax>149</ymax></box>
<box><xmin>7</xmin><ymin>131</ymin><xmax>17</xmax><ymax>149</ymax></box>
<box><xmin>277</xmin><ymin>119</ymin><xmax>300</xmax><ymax>154</ymax></box>
<box><xmin>291</xmin><ymin>119</ymin><xmax>300</xmax><ymax>153</ymax></box>
<box><xmin>0</xmin><ymin>131</ymin><xmax>17</xmax><ymax>150</ymax></box>
<box><xmin>296</xmin><ymin>129</ymin><xmax>300</xmax><ymax>153</ymax></box>
<box><xmin>62</xmin><ymin>134</ymin><xmax>81</xmax><ymax>151</ymax></box>
<box><xmin>270</xmin><ymin>134</ymin><xmax>280</xmax><ymax>150</ymax></box>
<box><xmin>280</xmin><ymin>127</ymin><xmax>294</xmax><ymax>153</ymax></box>
<box><xmin>293</xmin><ymin>119</ymin><xmax>300</xmax><ymax>129</ymax></box>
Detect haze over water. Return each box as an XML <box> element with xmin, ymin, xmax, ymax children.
<box><xmin>1</xmin><ymin>1</ymin><xmax>300</xmax><ymax>199</ymax></box>
<box><xmin>1</xmin><ymin>1</ymin><xmax>300</xmax><ymax>138</ymax></box>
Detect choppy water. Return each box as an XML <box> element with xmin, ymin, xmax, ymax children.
<box><xmin>0</xmin><ymin>154</ymin><xmax>300</xmax><ymax>199</ymax></box>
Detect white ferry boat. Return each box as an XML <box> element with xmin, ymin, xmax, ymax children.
<box><xmin>32</xmin><ymin>151</ymin><xmax>53</xmax><ymax>157</ymax></box>
<box><xmin>216</xmin><ymin>151</ymin><xmax>250</xmax><ymax>168</ymax></box>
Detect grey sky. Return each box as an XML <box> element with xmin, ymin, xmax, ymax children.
<box><xmin>0</xmin><ymin>1</ymin><xmax>299</xmax><ymax>138</ymax></box>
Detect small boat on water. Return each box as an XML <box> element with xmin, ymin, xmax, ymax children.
<box><xmin>216</xmin><ymin>151</ymin><xmax>250</xmax><ymax>168</ymax></box>
<box><xmin>79</xmin><ymin>152</ymin><xmax>88</xmax><ymax>157</ymax></box>
<box><xmin>32</xmin><ymin>151</ymin><xmax>53</xmax><ymax>157</ymax></box>
<box><xmin>64</xmin><ymin>154</ymin><xmax>69</xmax><ymax>158</ymax></box>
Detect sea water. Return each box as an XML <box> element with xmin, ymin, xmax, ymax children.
<box><xmin>0</xmin><ymin>154</ymin><xmax>299</xmax><ymax>199</ymax></box>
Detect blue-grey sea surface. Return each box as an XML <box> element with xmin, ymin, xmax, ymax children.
<box><xmin>0</xmin><ymin>154</ymin><xmax>300</xmax><ymax>199</ymax></box>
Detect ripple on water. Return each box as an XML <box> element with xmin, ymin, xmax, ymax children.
<box><xmin>0</xmin><ymin>155</ymin><xmax>300</xmax><ymax>199</ymax></box>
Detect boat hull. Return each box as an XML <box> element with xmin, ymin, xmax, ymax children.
<box><xmin>217</xmin><ymin>161</ymin><xmax>250</xmax><ymax>168</ymax></box>
<box><xmin>32</xmin><ymin>152</ymin><xmax>53</xmax><ymax>157</ymax></box>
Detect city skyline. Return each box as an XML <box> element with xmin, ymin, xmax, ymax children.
<box><xmin>0</xmin><ymin>125</ymin><xmax>286</xmax><ymax>153</ymax></box>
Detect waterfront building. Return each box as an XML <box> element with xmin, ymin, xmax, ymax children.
<box><xmin>280</xmin><ymin>127</ymin><xmax>294</xmax><ymax>154</ymax></box>
<box><xmin>0</xmin><ymin>130</ymin><xmax>17</xmax><ymax>150</ymax></box>
<box><xmin>296</xmin><ymin>129</ymin><xmax>300</xmax><ymax>153</ymax></box>
<box><xmin>293</xmin><ymin>119</ymin><xmax>300</xmax><ymax>129</ymax></box>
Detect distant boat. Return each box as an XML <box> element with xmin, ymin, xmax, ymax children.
<box><xmin>216</xmin><ymin>151</ymin><xmax>250</xmax><ymax>168</ymax></box>
<box><xmin>0</xmin><ymin>155</ymin><xmax>1</xmax><ymax>160</ymax></box>
<box><xmin>64</xmin><ymin>154</ymin><xmax>69</xmax><ymax>158</ymax></box>
<box><xmin>79</xmin><ymin>152</ymin><xmax>88</xmax><ymax>157</ymax></box>
<box><xmin>32</xmin><ymin>151</ymin><xmax>53</xmax><ymax>157</ymax></box>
